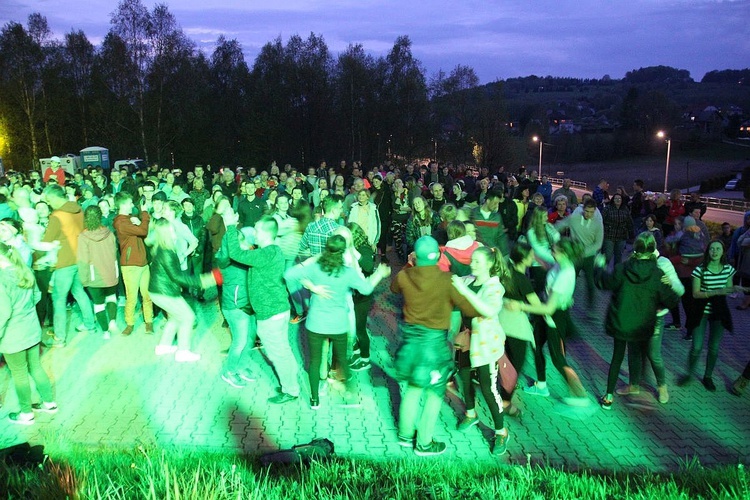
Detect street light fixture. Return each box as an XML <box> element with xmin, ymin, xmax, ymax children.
<box><xmin>657</xmin><ymin>131</ymin><xmax>671</xmax><ymax>193</ymax></box>
<box><xmin>532</xmin><ymin>136</ymin><xmax>543</xmax><ymax>178</ymax></box>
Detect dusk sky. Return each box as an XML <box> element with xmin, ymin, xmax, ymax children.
<box><xmin>2</xmin><ymin>0</ymin><xmax>749</xmax><ymax>83</ymax></box>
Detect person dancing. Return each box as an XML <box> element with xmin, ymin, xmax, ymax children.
<box><xmin>595</xmin><ymin>233</ymin><xmax>679</xmax><ymax>409</ymax></box>
<box><xmin>285</xmin><ymin>234</ymin><xmax>390</xmax><ymax>409</ymax></box>
<box><xmin>78</xmin><ymin>206</ymin><xmax>120</xmax><ymax>339</ymax></box>
<box><xmin>512</xmin><ymin>239</ymin><xmax>590</xmax><ymax>405</ymax></box>
<box><xmin>451</xmin><ymin>246</ymin><xmax>511</xmax><ymax>455</ymax></box>
<box><xmin>392</xmin><ymin>236</ymin><xmax>478</xmax><ymax>456</ymax></box>
<box><xmin>149</xmin><ymin>219</ymin><xmax>217</xmax><ymax>362</ymax></box>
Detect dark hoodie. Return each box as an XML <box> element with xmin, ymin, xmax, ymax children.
<box><xmin>42</xmin><ymin>201</ymin><xmax>84</xmax><ymax>269</ymax></box>
<box><xmin>77</xmin><ymin>227</ymin><xmax>119</xmax><ymax>288</ymax></box>
<box><xmin>596</xmin><ymin>257</ymin><xmax>680</xmax><ymax>342</ymax></box>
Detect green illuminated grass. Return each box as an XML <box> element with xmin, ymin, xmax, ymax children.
<box><xmin>1</xmin><ymin>446</ymin><xmax>748</xmax><ymax>499</ymax></box>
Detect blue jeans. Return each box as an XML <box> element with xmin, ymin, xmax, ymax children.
<box><xmin>285</xmin><ymin>259</ymin><xmax>306</xmax><ymax>316</ymax></box>
<box><xmin>4</xmin><ymin>344</ymin><xmax>55</xmax><ymax>413</ymax></box>
<box><xmin>222</xmin><ymin>307</ymin><xmax>257</xmax><ymax>374</ymax></box>
<box><xmin>257</xmin><ymin>310</ymin><xmax>299</xmax><ymax>397</ymax></box>
<box><xmin>603</xmin><ymin>239</ymin><xmax>626</xmax><ymax>268</ymax></box>
<box><xmin>52</xmin><ymin>265</ymin><xmax>96</xmax><ymax>340</ymax></box>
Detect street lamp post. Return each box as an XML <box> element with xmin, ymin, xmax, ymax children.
<box><xmin>657</xmin><ymin>131</ymin><xmax>671</xmax><ymax>193</ymax></box>
<box><xmin>532</xmin><ymin>136</ymin><xmax>543</xmax><ymax>178</ymax></box>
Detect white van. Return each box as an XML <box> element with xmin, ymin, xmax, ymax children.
<box><xmin>114</xmin><ymin>159</ymin><xmax>147</xmax><ymax>171</ymax></box>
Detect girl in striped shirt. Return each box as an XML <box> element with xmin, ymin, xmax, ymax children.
<box><xmin>679</xmin><ymin>240</ymin><xmax>747</xmax><ymax>391</ymax></box>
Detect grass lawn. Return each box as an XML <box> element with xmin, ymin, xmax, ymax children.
<box><xmin>2</xmin><ymin>446</ymin><xmax>748</xmax><ymax>499</ymax></box>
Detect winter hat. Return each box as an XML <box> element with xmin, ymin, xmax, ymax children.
<box><xmin>683</xmin><ymin>216</ymin><xmax>700</xmax><ymax>233</ymax></box>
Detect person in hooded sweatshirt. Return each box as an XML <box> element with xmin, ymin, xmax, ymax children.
<box><xmin>0</xmin><ymin>243</ymin><xmax>58</xmax><ymax>425</ymax></box>
<box><xmin>41</xmin><ymin>184</ymin><xmax>97</xmax><ymax>347</ymax></box>
<box><xmin>113</xmin><ymin>191</ymin><xmax>153</xmax><ymax>337</ymax></box>
<box><xmin>78</xmin><ymin>206</ymin><xmax>119</xmax><ymax>339</ymax></box>
<box><xmin>595</xmin><ymin>232</ymin><xmax>680</xmax><ymax>410</ymax></box>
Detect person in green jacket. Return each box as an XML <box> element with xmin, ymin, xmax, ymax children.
<box><xmin>222</xmin><ymin>211</ymin><xmax>302</xmax><ymax>405</ymax></box>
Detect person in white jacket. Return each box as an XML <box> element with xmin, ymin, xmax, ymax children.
<box><xmin>347</xmin><ymin>190</ymin><xmax>380</xmax><ymax>250</ymax></box>
<box><xmin>450</xmin><ymin>246</ymin><xmax>510</xmax><ymax>456</ymax></box>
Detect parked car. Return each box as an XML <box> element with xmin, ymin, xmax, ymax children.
<box><xmin>725</xmin><ymin>179</ymin><xmax>740</xmax><ymax>191</ymax></box>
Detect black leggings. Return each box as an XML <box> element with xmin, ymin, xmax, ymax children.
<box><xmin>307</xmin><ymin>331</ymin><xmax>350</xmax><ymax>399</ymax></box>
<box><xmin>377</xmin><ymin>216</ymin><xmax>391</xmax><ymax>255</ymax></box>
<box><xmin>88</xmin><ymin>286</ymin><xmax>117</xmax><ymax>331</ymax></box>
<box><xmin>533</xmin><ymin>309</ymin><xmax>585</xmax><ymax>396</ymax></box>
<box><xmin>606</xmin><ymin>338</ymin><xmax>646</xmax><ymax>394</ymax></box>
<box><xmin>34</xmin><ymin>268</ymin><xmax>53</xmax><ymax>327</ymax></box>
<box><xmin>743</xmin><ymin>360</ymin><xmax>750</xmax><ymax>379</ymax></box>
<box><xmin>457</xmin><ymin>351</ymin><xmax>504</xmax><ymax>430</ymax></box>
<box><xmin>534</xmin><ymin>309</ymin><xmax>571</xmax><ymax>382</ymax></box>
<box><xmin>352</xmin><ymin>297</ymin><xmax>373</xmax><ymax>359</ymax></box>
<box><xmin>501</xmin><ymin>337</ymin><xmax>529</xmax><ymax>400</ymax></box>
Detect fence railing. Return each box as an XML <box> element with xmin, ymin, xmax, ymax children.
<box><xmin>548</xmin><ymin>176</ymin><xmax>587</xmax><ymax>190</ymax></box>
<box><xmin>550</xmin><ymin>179</ymin><xmax>750</xmax><ymax>213</ymax></box>
<box><xmin>692</xmin><ymin>195</ymin><xmax>750</xmax><ymax>213</ymax></box>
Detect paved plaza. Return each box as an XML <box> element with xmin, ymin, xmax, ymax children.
<box><xmin>1</xmin><ymin>271</ymin><xmax>749</xmax><ymax>471</ymax></box>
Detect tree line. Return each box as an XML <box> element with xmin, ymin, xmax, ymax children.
<box><xmin>0</xmin><ymin>2</ymin><xmax>509</xmax><ymax>172</ymax></box>
<box><xmin>1</xmin><ymin>1</ymin><xmax>747</xmax><ymax>174</ymax></box>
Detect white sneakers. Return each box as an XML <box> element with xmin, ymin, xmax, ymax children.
<box><xmin>155</xmin><ymin>345</ymin><xmax>200</xmax><ymax>362</ymax></box>
<box><xmin>175</xmin><ymin>350</ymin><xmax>200</xmax><ymax>363</ymax></box>
<box><xmin>155</xmin><ymin>345</ymin><xmax>178</xmax><ymax>356</ymax></box>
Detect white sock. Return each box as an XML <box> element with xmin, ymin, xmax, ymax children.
<box><xmin>536</xmin><ymin>381</ymin><xmax>547</xmax><ymax>389</ymax></box>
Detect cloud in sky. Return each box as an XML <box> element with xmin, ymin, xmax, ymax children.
<box><xmin>1</xmin><ymin>0</ymin><xmax>749</xmax><ymax>83</ymax></box>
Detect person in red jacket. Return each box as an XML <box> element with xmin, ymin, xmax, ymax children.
<box><xmin>78</xmin><ymin>206</ymin><xmax>119</xmax><ymax>339</ymax></box>
<box><xmin>42</xmin><ymin>156</ymin><xmax>66</xmax><ymax>186</ymax></box>
<box><xmin>113</xmin><ymin>192</ymin><xmax>153</xmax><ymax>336</ymax></box>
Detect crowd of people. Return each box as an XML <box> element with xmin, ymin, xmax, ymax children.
<box><xmin>0</xmin><ymin>156</ymin><xmax>749</xmax><ymax>457</ymax></box>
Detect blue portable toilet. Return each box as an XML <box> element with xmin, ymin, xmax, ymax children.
<box><xmin>80</xmin><ymin>146</ymin><xmax>110</xmax><ymax>171</ymax></box>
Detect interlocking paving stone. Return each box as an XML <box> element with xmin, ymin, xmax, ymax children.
<box><xmin>1</xmin><ymin>265</ymin><xmax>750</xmax><ymax>470</ymax></box>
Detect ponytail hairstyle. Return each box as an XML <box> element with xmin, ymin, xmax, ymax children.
<box><xmin>632</xmin><ymin>232</ymin><xmax>657</xmax><ymax>260</ymax></box>
<box><xmin>319</xmin><ymin>234</ymin><xmax>347</xmax><ymax>276</ymax></box>
<box><xmin>473</xmin><ymin>246</ymin><xmax>510</xmax><ymax>287</ymax></box>
<box><xmin>0</xmin><ymin>242</ymin><xmax>35</xmax><ymax>289</ymax></box>
<box><xmin>84</xmin><ymin>205</ymin><xmax>104</xmax><ymax>231</ymax></box>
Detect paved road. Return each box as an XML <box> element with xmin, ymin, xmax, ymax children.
<box><xmin>553</xmin><ymin>183</ymin><xmax>749</xmax><ymax>226</ymax></box>
<box><xmin>1</xmin><ymin>265</ymin><xmax>749</xmax><ymax>471</ymax></box>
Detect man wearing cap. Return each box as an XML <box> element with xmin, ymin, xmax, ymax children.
<box><xmin>392</xmin><ymin>235</ymin><xmax>478</xmax><ymax>456</ymax></box>
<box><xmin>43</xmin><ymin>156</ymin><xmax>66</xmax><ymax>186</ymax></box>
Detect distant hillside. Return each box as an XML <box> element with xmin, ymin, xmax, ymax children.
<box><xmin>429</xmin><ymin>66</ymin><xmax>750</xmax><ymax>168</ymax></box>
